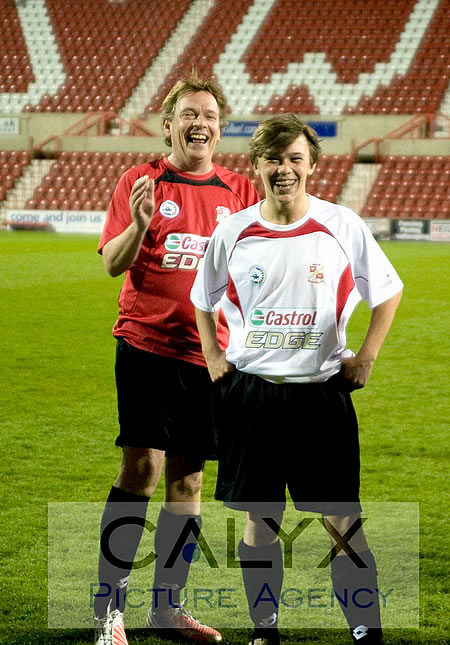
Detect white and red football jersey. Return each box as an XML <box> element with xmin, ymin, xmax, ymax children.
<box><xmin>98</xmin><ymin>156</ymin><xmax>260</xmax><ymax>366</ymax></box>
<box><xmin>191</xmin><ymin>196</ymin><xmax>403</xmax><ymax>383</ymax></box>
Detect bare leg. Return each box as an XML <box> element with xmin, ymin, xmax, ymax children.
<box><xmin>163</xmin><ymin>454</ymin><xmax>205</xmax><ymax>515</ymax></box>
<box><xmin>115</xmin><ymin>446</ymin><xmax>165</xmax><ymax>497</ymax></box>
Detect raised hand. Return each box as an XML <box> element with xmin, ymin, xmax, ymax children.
<box><xmin>129</xmin><ymin>175</ymin><xmax>155</xmax><ymax>231</ymax></box>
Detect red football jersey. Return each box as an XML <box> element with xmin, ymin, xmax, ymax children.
<box><xmin>98</xmin><ymin>156</ymin><xmax>260</xmax><ymax>366</ymax></box>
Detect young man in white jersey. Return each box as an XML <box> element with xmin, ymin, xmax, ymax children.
<box><xmin>93</xmin><ymin>74</ymin><xmax>259</xmax><ymax>645</ymax></box>
<box><xmin>191</xmin><ymin>114</ymin><xmax>403</xmax><ymax>645</ymax></box>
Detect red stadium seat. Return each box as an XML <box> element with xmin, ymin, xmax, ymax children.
<box><xmin>361</xmin><ymin>154</ymin><xmax>450</xmax><ymax>220</ymax></box>
<box><xmin>1</xmin><ymin>0</ymin><xmax>448</xmax><ymax>116</ymax></box>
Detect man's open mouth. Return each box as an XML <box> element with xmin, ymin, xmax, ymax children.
<box><xmin>188</xmin><ymin>133</ymin><xmax>208</xmax><ymax>144</ymax></box>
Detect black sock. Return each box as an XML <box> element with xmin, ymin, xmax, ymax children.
<box><xmin>94</xmin><ymin>486</ymin><xmax>149</xmax><ymax>617</ymax></box>
<box><xmin>331</xmin><ymin>550</ymin><xmax>382</xmax><ymax>643</ymax></box>
<box><xmin>238</xmin><ymin>539</ymin><xmax>283</xmax><ymax>628</ymax></box>
<box><xmin>152</xmin><ymin>507</ymin><xmax>202</xmax><ymax>612</ymax></box>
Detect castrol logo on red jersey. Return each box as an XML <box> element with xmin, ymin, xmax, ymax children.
<box><xmin>162</xmin><ymin>233</ymin><xmax>210</xmax><ymax>270</ymax></box>
<box><xmin>164</xmin><ymin>233</ymin><xmax>209</xmax><ymax>254</ymax></box>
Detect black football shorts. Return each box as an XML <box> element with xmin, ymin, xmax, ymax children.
<box><xmin>114</xmin><ymin>337</ymin><xmax>218</xmax><ymax>459</ymax></box>
<box><xmin>214</xmin><ymin>369</ymin><xmax>361</xmax><ymax>516</ymax></box>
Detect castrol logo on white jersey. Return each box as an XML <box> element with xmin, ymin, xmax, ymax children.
<box><xmin>246</xmin><ymin>308</ymin><xmax>322</xmax><ymax>351</ymax></box>
<box><xmin>249</xmin><ymin>308</ymin><xmax>318</xmax><ymax>327</ymax></box>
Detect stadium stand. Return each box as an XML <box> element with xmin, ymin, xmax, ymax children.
<box><xmin>18</xmin><ymin>151</ymin><xmax>354</xmax><ymax>209</ymax></box>
<box><xmin>0</xmin><ymin>2</ymin><xmax>34</xmax><ymax>94</ymax></box>
<box><xmin>212</xmin><ymin>152</ymin><xmax>355</xmax><ymax>203</ymax></box>
<box><xmin>23</xmin><ymin>0</ymin><xmax>191</xmax><ymax>113</ymax></box>
<box><xmin>0</xmin><ymin>0</ymin><xmax>448</xmax><ymax>226</ymax></box>
<box><xmin>23</xmin><ymin>151</ymin><xmax>164</xmax><ymax>210</ymax></box>
<box><xmin>0</xmin><ymin>150</ymin><xmax>32</xmax><ymax>202</ymax></box>
<box><xmin>0</xmin><ymin>0</ymin><xmax>446</xmax><ymax>117</ymax></box>
<box><xmin>361</xmin><ymin>155</ymin><xmax>450</xmax><ymax>219</ymax></box>
<box><xmin>344</xmin><ymin>0</ymin><xmax>450</xmax><ymax>115</ymax></box>
<box><xmin>145</xmin><ymin>0</ymin><xmax>255</xmax><ymax>115</ymax></box>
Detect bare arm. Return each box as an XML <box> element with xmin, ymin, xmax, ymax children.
<box><xmin>195</xmin><ymin>307</ymin><xmax>235</xmax><ymax>383</ymax></box>
<box><xmin>342</xmin><ymin>289</ymin><xmax>403</xmax><ymax>389</ymax></box>
<box><xmin>102</xmin><ymin>176</ymin><xmax>155</xmax><ymax>277</ymax></box>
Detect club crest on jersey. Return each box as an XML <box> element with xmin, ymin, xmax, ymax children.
<box><xmin>249</xmin><ymin>265</ymin><xmax>266</xmax><ymax>285</ymax></box>
<box><xmin>307</xmin><ymin>263</ymin><xmax>324</xmax><ymax>283</ymax></box>
<box><xmin>216</xmin><ymin>206</ymin><xmax>231</xmax><ymax>223</ymax></box>
<box><xmin>160</xmin><ymin>200</ymin><xmax>180</xmax><ymax>219</ymax></box>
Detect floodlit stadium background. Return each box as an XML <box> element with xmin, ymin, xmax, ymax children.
<box><xmin>0</xmin><ymin>1</ymin><xmax>449</xmax><ymax>644</ymax></box>
<box><xmin>0</xmin><ymin>0</ymin><xmax>449</xmax><ymax>238</ymax></box>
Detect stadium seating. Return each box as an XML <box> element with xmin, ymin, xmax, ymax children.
<box><xmin>2</xmin><ymin>150</ymin><xmax>448</xmax><ymax>220</ymax></box>
<box><xmin>147</xmin><ymin>0</ymin><xmax>449</xmax><ymax>116</ymax></box>
<box><xmin>0</xmin><ymin>3</ymin><xmax>34</xmax><ymax>94</ymax></box>
<box><xmin>3</xmin><ymin>150</ymin><xmax>447</xmax><ymax>218</ymax></box>
<box><xmin>344</xmin><ymin>0</ymin><xmax>450</xmax><ymax>114</ymax></box>
<box><xmin>0</xmin><ymin>150</ymin><xmax>32</xmax><ymax>202</ymax></box>
<box><xmin>24</xmin><ymin>151</ymin><xmax>163</xmax><ymax>210</ymax></box>
<box><xmin>361</xmin><ymin>155</ymin><xmax>450</xmax><ymax>218</ymax></box>
<box><xmin>239</xmin><ymin>0</ymin><xmax>448</xmax><ymax>116</ymax></box>
<box><xmin>0</xmin><ymin>1</ymin><xmax>448</xmax><ymax>223</ymax></box>
<box><xmin>145</xmin><ymin>0</ymin><xmax>255</xmax><ymax>114</ymax></box>
<box><xmin>20</xmin><ymin>152</ymin><xmax>354</xmax><ymax>209</ymax></box>
<box><xmin>212</xmin><ymin>153</ymin><xmax>354</xmax><ymax>200</ymax></box>
<box><xmin>0</xmin><ymin>0</ymin><xmax>447</xmax><ymax>116</ymax></box>
<box><xmin>21</xmin><ymin>0</ymin><xmax>191</xmax><ymax>113</ymax></box>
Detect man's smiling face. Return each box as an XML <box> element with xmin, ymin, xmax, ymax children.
<box><xmin>163</xmin><ymin>91</ymin><xmax>221</xmax><ymax>173</ymax></box>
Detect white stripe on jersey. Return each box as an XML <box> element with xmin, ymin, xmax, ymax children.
<box><xmin>191</xmin><ymin>196</ymin><xmax>403</xmax><ymax>383</ymax></box>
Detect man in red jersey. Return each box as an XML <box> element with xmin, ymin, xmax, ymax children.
<box><xmin>93</xmin><ymin>74</ymin><xmax>259</xmax><ymax>645</ymax></box>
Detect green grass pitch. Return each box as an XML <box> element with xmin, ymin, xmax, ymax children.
<box><xmin>0</xmin><ymin>231</ymin><xmax>448</xmax><ymax>644</ymax></box>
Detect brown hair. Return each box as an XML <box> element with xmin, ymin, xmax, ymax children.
<box><xmin>249</xmin><ymin>114</ymin><xmax>322</xmax><ymax>166</ymax></box>
<box><xmin>161</xmin><ymin>72</ymin><xmax>228</xmax><ymax>146</ymax></box>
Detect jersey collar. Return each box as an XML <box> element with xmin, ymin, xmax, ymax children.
<box><xmin>162</xmin><ymin>155</ymin><xmax>217</xmax><ymax>181</ymax></box>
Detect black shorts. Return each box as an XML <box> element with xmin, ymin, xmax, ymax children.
<box><xmin>114</xmin><ymin>337</ymin><xmax>218</xmax><ymax>458</ymax></box>
<box><xmin>214</xmin><ymin>370</ymin><xmax>361</xmax><ymax>516</ymax></box>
